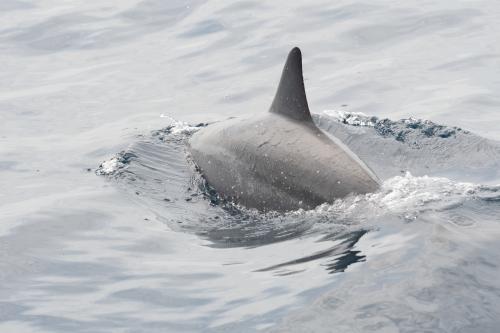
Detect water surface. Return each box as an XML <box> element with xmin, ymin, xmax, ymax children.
<box><xmin>1</xmin><ymin>1</ymin><xmax>500</xmax><ymax>332</ymax></box>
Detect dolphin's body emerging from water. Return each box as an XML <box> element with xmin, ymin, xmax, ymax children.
<box><xmin>188</xmin><ymin>47</ymin><xmax>380</xmax><ymax>212</ymax></box>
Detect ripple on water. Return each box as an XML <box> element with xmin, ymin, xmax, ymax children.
<box><xmin>95</xmin><ymin>116</ymin><xmax>500</xmax><ymax>279</ymax></box>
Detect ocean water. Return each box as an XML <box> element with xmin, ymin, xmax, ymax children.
<box><xmin>1</xmin><ymin>1</ymin><xmax>500</xmax><ymax>332</ymax></box>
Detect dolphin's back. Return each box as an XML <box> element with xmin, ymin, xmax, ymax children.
<box><xmin>188</xmin><ymin>47</ymin><xmax>380</xmax><ymax>212</ymax></box>
<box><xmin>189</xmin><ymin>113</ymin><xmax>379</xmax><ymax>211</ymax></box>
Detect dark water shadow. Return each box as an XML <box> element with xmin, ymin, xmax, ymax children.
<box><xmin>255</xmin><ymin>230</ymin><xmax>366</xmax><ymax>275</ymax></box>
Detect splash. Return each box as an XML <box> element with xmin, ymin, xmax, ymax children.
<box><xmin>314</xmin><ymin>111</ymin><xmax>500</xmax><ymax>182</ymax></box>
<box><xmin>96</xmin><ymin>118</ymin><xmax>205</xmax><ymax>176</ymax></box>
<box><xmin>95</xmin><ymin>116</ymin><xmax>500</xmax><ymax>247</ymax></box>
<box><xmin>323</xmin><ymin>110</ymin><xmax>377</xmax><ymax>127</ymax></box>
<box><xmin>322</xmin><ymin>109</ymin><xmax>468</xmax><ymax>141</ymax></box>
<box><xmin>159</xmin><ymin>114</ymin><xmax>206</xmax><ymax>135</ymax></box>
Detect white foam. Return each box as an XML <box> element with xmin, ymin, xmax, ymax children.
<box><xmin>96</xmin><ymin>157</ymin><xmax>123</xmax><ymax>176</ymax></box>
<box><xmin>160</xmin><ymin>114</ymin><xmax>202</xmax><ymax>135</ymax></box>
<box><xmin>323</xmin><ymin>110</ymin><xmax>376</xmax><ymax>127</ymax></box>
<box><xmin>312</xmin><ymin>172</ymin><xmax>479</xmax><ymax>220</ymax></box>
<box><xmin>370</xmin><ymin>172</ymin><xmax>476</xmax><ymax>212</ymax></box>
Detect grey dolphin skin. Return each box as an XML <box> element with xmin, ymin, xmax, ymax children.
<box><xmin>188</xmin><ymin>47</ymin><xmax>380</xmax><ymax>212</ymax></box>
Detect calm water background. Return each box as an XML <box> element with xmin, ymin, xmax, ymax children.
<box><xmin>1</xmin><ymin>1</ymin><xmax>500</xmax><ymax>332</ymax></box>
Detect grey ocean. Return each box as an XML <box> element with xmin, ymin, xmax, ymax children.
<box><xmin>1</xmin><ymin>1</ymin><xmax>500</xmax><ymax>332</ymax></box>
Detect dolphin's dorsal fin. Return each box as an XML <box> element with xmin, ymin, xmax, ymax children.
<box><xmin>269</xmin><ymin>47</ymin><xmax>312</xmax><ymax>122</ymax></box>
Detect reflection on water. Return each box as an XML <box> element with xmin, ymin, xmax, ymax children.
<box><xmin>2</xmin><ymin>0</ymin><xmax>500</xmax><ymax>332</ymax></box>
<box><xmin>256</xmin><ymin>230</ymin><xmax>366</xmax><ymax>275</ymax></box>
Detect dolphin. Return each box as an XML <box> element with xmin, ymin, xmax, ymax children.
<box><xmin>188</xmin><ymin>47</ymin><xmax>380</xmax><ymax>212</ymax></box>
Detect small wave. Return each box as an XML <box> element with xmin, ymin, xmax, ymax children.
<box><xmin>96</xmin><ymin>119</ymin><xmax>206</xmax><ymax>176</ymax></box>
<box><xmin>323</xmin><ymin>109</ymin><xmax>468</xmax><ymax>140</ymax></box>
<box><xmin>315</xmin><ymin>111</ymin><xmax>500</xmax><ymax>183</ymax></box>
<box><xmin>93</xmin><ymin>117</ymin><xmax>500</xmax><ymax>279</ymax></box>
<box><xmin>310</xmin><ymin>172</ymin><xmax>499</xmax><ymax>228</ymax></box>
<box><xmin>370</xmin><ymin>172</ymin><xmax>477</xmax><ymax>212</ymax></box>
<box><xmin>158</xmin><ymin>115</ymin><xmax>207</xmax><ymax>135</ymax></box>
<box><xmin>323</xmin><ymin>110</ymin><xmax>378</xmax><ymax>127</ymax></box>
<box><xmin>95</xmin><ymin>116</ymin><xmax>499</xmax><ymax>248</ymax></box>
<box><xmin>95</xmin><ymin>152</ymin><xmax>137</xmax><ymax>176</ymax></box>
